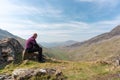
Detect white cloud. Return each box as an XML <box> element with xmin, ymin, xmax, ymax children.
<box><xmin>77</xmin><ymin>0</ymin><xmax>119</xmax><ymax>3</ymax></box>
<box><xmin>0</xmin><ymin>0</ymin><xmax>62</xmax><ymax>17</ymax></box>
<box><xmin>1</xmin><ymin>16</ymin><xmax>120</xmax><ymax>42</ymax></box>
<box><xmin>1</xmin><ymin>11</ymin><xmax>120</xmax><ymax>42</ymax></box>
<box><xmin>0</xmin><ymin>0</ymin><xmax>120</xmax><ymax>42</ymax></box>
<box><xmin>76</xmin><ymin>0</ymin><xmax>95</xmax><ymax>2</ymax></box>
<box><xmin>96</xmin><ymin>0</ymin><xmax>119</xmax><ymax>9</ymax></box>
<box><xmin>76</xmin><ymin>0</ymin><xmax>119</xmax><ymax>9</ymax></box>
<box><xmin>0</xmin><ymin>0</ymin><xmax>14</xmax><ymax>15</ymax></box>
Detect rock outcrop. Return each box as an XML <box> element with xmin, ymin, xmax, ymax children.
<box><xmin>0</xmin><ymin>68</ymin><xmax>66</xmax><ymax>80</ymax></box>
<box><xmin>0</xmin><ymin>38</ymin><xmax>24</xmax><ymax>64</ymax></box>
<box><xmin>0</xmin><ymin>74</ymin><xmax>12</xmax><ymax>80</ymax></box>
<box><xmin>12</xmin><ymin>68</ymin><xmax>65</xmax><ymax>80</ymax></box>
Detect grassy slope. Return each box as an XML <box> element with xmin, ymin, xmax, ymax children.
<box><xmin>69</xmin><ymin>36</ymin><xmax>120</xmax><ymax>61</ymax></box>
<box><xmin>45</xmin><ymin>36</ymin><xmax>120</xmax><ymax>61</ymax></box>
<box><xmin>0</xmin><ymin>60</ymin><xmax>120</xmax><ymax>80</ymax></box>
<box><xmin>43</xmin><ymin>48</ymin><xmax>70</xmax><ymax>60</ymax></box>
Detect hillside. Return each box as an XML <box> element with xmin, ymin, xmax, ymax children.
<box><xmin>41</xmin><ymin>40</ymin><xmax>78</xmax><ymax>48</ymax></box>
<box><xmin>0</xmin><ymin>28</ymin><xmax>25</xmax><ymax>47</ymax></box>
<box><xmin>0</xmin><ymin>28</ymin><xmax>120</xmax><ymax>80</ymax></box>
<box><xmin>0</xmin><ymin>60</ymin><xmax>120</xmax><ymax>80</ymax></box>
<box><xmin>46</xmin><ymin>25</ymin><xmax>120</xmax><ymax>61</ymax></box>
<box><xmin>71</xmin><ymin>25</ymin><xmax>120</xmax><ymax>47</ymax></box>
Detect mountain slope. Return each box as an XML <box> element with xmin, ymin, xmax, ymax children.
<box><xmin>66</xmin><ymin>36</ymin><xmax>120</xmax><ymax>61</ymax></box>
<box><xmin>0</xmin><ymin>28</ymin><xmax>25</xmax><ymax>47</ymax></box>
<box><xmin>47</xmin><ymin>25</ymin><xmax>120</xmax><ymax>61</ymax></box>
<box><xmin>70</xmin><ymin>25</ymin><xmax>120</xmax><ymax>47</ymax></box>
<box><xmin>0</xmin><ymin>29</ymin><xmax>15</xmax><ymax>39</ymax></box>
<box><xmin>41</xmin><ymin>40</ymin><xmax>78</xmax><ymax>48</ymax></box>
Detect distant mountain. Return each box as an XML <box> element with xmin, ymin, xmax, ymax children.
<box><xmin>46</xmin><ymin>25</ymin><xmax>120</xmax><ymax>61</ymax></box>
<box><xmin>0</xmin><ymin>28</ymin><xmax>25</xmax><ymax>47</ymax></box>
<box><xmin>41</xmin><ymin>40</ymin><xmax>78</xmax><ymax>48</ymax></box>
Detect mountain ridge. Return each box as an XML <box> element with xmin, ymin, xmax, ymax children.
<box><xmin>41</xmin><ymin>40</ymin><xmax>78</xmax><ymax>48</ymax></box>
<box><xmin>0</xmin><ymin>28</ymin><xmax>25</xmax><ymax>47</ymax></box>
<box><xmin>46</xmin><ymin>25</ymin><xmax>120</xmax><ymax>61</ymax></box>
<box><xmin>69</xmin><ymin>25</ymin><xmax>120</xmax><ymax>47</ymax></box>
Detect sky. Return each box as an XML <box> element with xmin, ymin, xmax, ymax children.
<box><xmin>0</xmin><ymin>0</ymin><xmax>120</xmax><ymax>42</ymax></box>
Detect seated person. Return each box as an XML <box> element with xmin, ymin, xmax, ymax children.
<box><xmin>25</xmin><ymin>33</ymin><xmax>44</xmax><ymax>62</ymax></box>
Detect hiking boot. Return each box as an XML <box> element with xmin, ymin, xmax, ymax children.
<box><xmin>38</xmin><ymin>59</ymin><xmax>45</xmax><ymax>63</ymax></box>
<box><xmin>38</xmin><ymin>60</ymin><xmax>45</xmax><ymax>63</ymax></box>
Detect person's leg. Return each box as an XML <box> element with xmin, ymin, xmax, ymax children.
<box><xmin>26</xmin><ymin>48</ymin><xmax>38</xmax><ymax>53</ymax></box>
<box><xmin>38</xmin><ymin>47</ymin><xmax>44</xmax><ymax>62</ymax></box>
<box><xmin>26</xmin><ymin>47</ymin><xmax>44</xmax><ymax>62</ymax></box>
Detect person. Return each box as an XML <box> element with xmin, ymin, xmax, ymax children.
<box><xmin>25</xmin><ymin>33</ymin><xmax>44</xmax><ymax>62</ymax></box>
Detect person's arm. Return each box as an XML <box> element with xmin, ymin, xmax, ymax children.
<box><xmin>33</xmin><ymin>39</ymin><xmax>40</xmax><ymax>48</ymax></box>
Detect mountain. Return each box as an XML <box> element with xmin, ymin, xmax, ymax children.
<box><xmin>47</xmin><ymin>25</ymin><xmax>120</xmax><ymax>61</ymax></box>
<box><xmin>0</xmin><ymin>28</ymin><xmax>25</xmax><ymax>47</ymax></box>
<box><xmin>0</xmin><ymin>29</ymin><xmax>15</xmax><ymax>38</ymax></box>
<box><xmin>70</xmin><ymin>25</ymin><xmax>120</xmax><ymax>47</ymax></box>
<box><xmin>41</xmin><ymin>40</ymin><xmax>78</xmax><ymax>48</ymax></box>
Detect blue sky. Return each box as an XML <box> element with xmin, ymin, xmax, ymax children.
<box><xmin>0</xmin><ymin>0</ymin><xmax>120</xmax><ymax>42</ymax></box>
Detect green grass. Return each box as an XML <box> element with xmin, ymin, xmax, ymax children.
<box><xmin>43</xmin><ymin>48</ymin><xmax>69</xmax><ymax>60</ymax></box>
<box><xmin>0</xmin><ymin>60</ymin><xmax>119</xmax><ymax>80</ymax></box>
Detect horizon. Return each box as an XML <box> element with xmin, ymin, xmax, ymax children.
<box><xmin>0</xmin><ymin>0</ymin><xmax>120</xmax><ymax>42</ymax></box>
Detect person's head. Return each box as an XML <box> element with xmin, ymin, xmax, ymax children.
<box><xmin>32</xmin><ymin>33</ymin><xmax>37</xmax><ymax>39</ymax></box>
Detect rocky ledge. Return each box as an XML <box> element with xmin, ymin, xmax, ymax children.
<box><xmin>0</xmin><ymin>68</ymin><xmax>66</xmax><ymax>80</ymax></box>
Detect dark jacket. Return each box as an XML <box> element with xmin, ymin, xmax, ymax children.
<box><xmin>25</xmin><ymin>36</ymin><xmax>39</xmax><ymax>49</ymax></box>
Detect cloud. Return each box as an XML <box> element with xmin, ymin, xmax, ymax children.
<box><xmin>0</xmin><ymin>0</ymin><xmax>62</xmax><ymax>18</ymax></box>
<box><xmin>0</xmin><ymin>19</ymin><xmax>89</xmax><ymax>42</ymax></box>
<box><xmin>76</xmin><ymin>0</ymin><xmax>95</xmax><ymax>2</ymax></box>
<box><xmin>0</xmin><ymin>0</ymin><xmax>120</xmax><ymax>42</ymax></box>
<box><xmin>1</xmin><ymin>15</ymin><xmax>120</xmax><ymax>42</ymax></box>
<box><xmin>0</xmin><ymin>0</ymin><xmax>14</xmax><ymax>15</ymax></box>
<box><xmin>76</xmin><ymin>0</ymin><xmax>119</xmax><ymax>8</ymax></box>
<box><xmin>76</xmin><ymin>0</ymin><xmax>119</xmax><ymax>3</ymax></box>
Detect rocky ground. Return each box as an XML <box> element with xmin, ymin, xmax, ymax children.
<box><xmin>0</xmin><ymin>68</ymin><xmax>66</xmax><ymax>80</ymax></box>
<box><xmin>94</xmin><ymin>73</ymin><xmax>120</xmax><ymax>80</ymax></box>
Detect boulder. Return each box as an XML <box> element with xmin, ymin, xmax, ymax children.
<box><xmin>0</xmin><ymin>38</ymin><xmax>24</xmax><ymax>64</ymax></box>
<box><xmin>22</xmin><ymin>50</ymin><xmax>39</xmax><ymax>61</ymax></box>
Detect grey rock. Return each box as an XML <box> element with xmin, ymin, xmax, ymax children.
<box><xmin>0</xmin><ymin>38</ymin><xmax>24</xmax><ymax>64</ymax></box>
<box><xmin>12</xmin><ymin>68</ymin><xmax>66</xmax><ymax>80</ymax></box>
<box><xmin>0</xmin><ymin>74</ymin><xmax>12</xmax><ymax>80</ymax></box>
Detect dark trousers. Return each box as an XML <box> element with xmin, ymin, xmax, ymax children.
<box><xmin>26</xmin><ymin>47</ymin><xmax>43</xmax><ymax>61</ymax></box>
